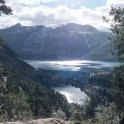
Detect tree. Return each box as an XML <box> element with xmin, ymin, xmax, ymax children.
<box><xmin>104</xmin><ymin>7</ymin><xmax>124</xmax><ymax>121</ymax></box>
<box><xmin>112</xmin><ymin>66</ymin><xmax>124</xmax><ymax>119</ymax></box>
<box><xmin>103</xmin><ymin>7</ymin><xmax>124</xmax><ymax>61</ymax></box>
<box><xmin>96</xmin><ymin>103</ymin><xmax>118</xmax><ymax>124</ymax></box>
<box><xmin>0</xmin><ymin>0</ymin><xmax>12</xmax><ymax>15</ymax></box>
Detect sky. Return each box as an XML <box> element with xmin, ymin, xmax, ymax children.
<box><xmin>0</xmin><ymin>0</ymin><xmax>124</xmax><ymax>30</ymax></box>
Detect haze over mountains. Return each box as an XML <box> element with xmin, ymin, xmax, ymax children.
<box><xmin>0</xmin><ymin>23</ymin><xmax>115</xmax><ymax>60</ymax></box>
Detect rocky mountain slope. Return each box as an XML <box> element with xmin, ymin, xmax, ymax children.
<box><xmin>0</xmin><ymin>23</ymin><xmax>114</xmax><ymax>60</ymax></box>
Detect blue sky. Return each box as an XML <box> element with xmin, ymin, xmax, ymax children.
<box><xmin>78</xmin><ymin>0</ymin><xmax>107</xmax><ymax>9</ymax></box>
<box><xmin>0</xmin><ymin>0</ymin><xmax>124</xmax><ymax>30</ymax></box>
<box><xmin>43</xmin><ymin>0</ymin><xmax>107</xmax><ymax>9</ymax></box>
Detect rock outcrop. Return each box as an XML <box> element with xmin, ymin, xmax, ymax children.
<box><xmin>0</xmin><ymin>118</ymin><xmax>71</xmax><ymax>124</ymax></box>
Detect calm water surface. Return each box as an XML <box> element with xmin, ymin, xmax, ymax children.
<box><xmin>26</xmin><ymin>60</ymin><xmax>120</xmax><ymax>72</ymax></box>
<box><xmin>53</xmin><ymin>85</ymin><xmax>88</xmax><ymax>104</ymax></box>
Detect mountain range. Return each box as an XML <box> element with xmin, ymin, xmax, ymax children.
<box><xmin>0</xmin><ymin>23</ymin><xmax>116</xmax><ymax>60</ymax></box>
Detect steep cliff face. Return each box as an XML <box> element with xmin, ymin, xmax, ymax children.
<box><xmin>0</xmin><ymin>23</ymin><xmax>112</xmax><ymax>60</ymax></box>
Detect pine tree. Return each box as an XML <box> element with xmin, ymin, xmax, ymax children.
<box><xmin>104</xmin><ymin>7</ymin><xmax>124</xmax><ymax>121</ymax></box>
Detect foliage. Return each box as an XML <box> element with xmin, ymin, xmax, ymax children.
<box><xmin>104</xmin><ymin>7</ymin><xmax>124</xmax><ymax>61</ymax></box>
<box><xmin>69</xmin><ymin>104</ymin><xmax>84</xmax><ymax>121</ymax></box>
<box><xmin>81</xmin><ymin>71</ymin><xmax>119</xmax><ymax>123</ymax></box>
<box><xmin>0</xmin><ymin>63</ymin><xmax>70</xmax><ymax>122</ymax></box>
<box><xmin>0</xmin><ymin>65</ymin><xmax>32</xmax><ymax>122</ymax></box>
<box><xmin>0</xmin><ymin>0</ymin><xmax>12</xmax><ymax>15</ymax></box>
<box><xmin>96</xmin><ymin>103</ymin><xmax>119</xmax><ymax>124</ymax></box>
<box><xmin>111</xmin><ymin>65</ymin><xmax>124</xmax><ymax>118</ymax></box>
<box><xmin>104</xmin><ymin>7</ymin><xmax>124</xmax><ymax>122</ymax></box>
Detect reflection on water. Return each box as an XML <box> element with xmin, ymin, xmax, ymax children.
<box><xmin>53</xmin><ymin>85</ymin><xmax>88</xmax><ymax>104</ymax></box>
<box><xmin>26</xmin><ymin>60</ymin><xmax>121</xmax><ymax>72</ymax></box>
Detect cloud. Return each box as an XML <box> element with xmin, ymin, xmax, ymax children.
<box><xmin>15</xmin><ymin>5</ymin><xmax>104</xmax><ymax>27</ymax></box>
<box><xmin>0</xmin><ymin>0</ymin><xmax>124</xmax><ymax>30</ymax></box>
<box><xmin>7</xmin><ymin>0</ymin><xmax>56</xmax><ymax>5</ymax></box>
<box><xmin>107</xmin><ymin>0</ymin><xmax>124</xmax><ymax>7</ymax></box>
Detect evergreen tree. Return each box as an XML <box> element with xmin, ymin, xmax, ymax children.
<box><xmin>104</xmin><ymin>7</ymin><xmax>124</xmax><ymax>120</ymax></box>
<box><xmin>103</xmin><ymin>7</ymin><xmax>124</xmax><ymax>60</ymax></box>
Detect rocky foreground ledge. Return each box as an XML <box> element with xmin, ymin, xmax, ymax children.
<box><xmin>0</xmin><ymin>118</ymin><xmax>72</xmax><ymax>124</ymax></box>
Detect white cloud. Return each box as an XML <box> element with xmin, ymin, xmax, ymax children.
<box><xmin>7</xmin><ymin>0</ymin><xmax>56</xmax><ymax>5</ymax></box>
<box><xmin>107</xmin><ymin>0</ymin><xmax>124</xmax><ymax>7</ymax></box>
<box><xmin>0</xmin><ymin>0</ymin><xmax>124</xmax><ymax>29</ymax></box>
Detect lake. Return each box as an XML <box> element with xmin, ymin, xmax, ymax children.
<box><xmin>26</xmin><ymin>60</ymin><xmax>120</xmax><ymax>72</ymax></box>
<box><xmin>53</xmin><ymin>85</ymin><xmax>88</xmax><ymax>104</ymax></box>
<box><xmin>26</xmin><ymin>60</ymin><xmax>121</xmax><ymax>104</ymax></box>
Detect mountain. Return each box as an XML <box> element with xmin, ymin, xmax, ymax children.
<box><xmin>81</xmin><ymin>41</ymin><xmax>117</xmax><ymax>61</ymax></box>
<box><xmin>0</xmin><ymin>23</ymin><xmax>113</xmax><ymax>60</ymax></box>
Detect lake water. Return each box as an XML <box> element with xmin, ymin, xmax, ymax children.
<box><xmin>26</xmin><ymin>60</ymin><xmax>120</xmax><ymax>72</ymax></box>
<box><xmin>26</xmin><ymin>60</ymin><xmax>121</xmax><ymax>104</ymax></box>
<box><xmin>53</xmin><ymin>85</ymin><xmax>88</xmax><ymax>104</ymax></box>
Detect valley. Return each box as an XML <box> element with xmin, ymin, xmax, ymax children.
<box><xmin>0</xmin><ymin>0</ymin><xmax>124</xmax><ymax>123</ymax></box>
<box><xmin>0</xmin><ymin>23</ymin><xmax>123</xmax><ymax>124</ymax></box>
<box><xmin>26</xmin><ymin>60</ymin><xmax>120</xmax><ymax>104</ymax></box>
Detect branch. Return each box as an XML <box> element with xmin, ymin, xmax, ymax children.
<box><xmin>0</xmin><ymin>5</ymin><xmax>12</xmax><ymax>15</ymax></box>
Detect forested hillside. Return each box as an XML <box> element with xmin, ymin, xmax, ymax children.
<box><xmin>0</xmin><ymin>38</ymin><xmax>69</xmax><ymax>122</ymax></box>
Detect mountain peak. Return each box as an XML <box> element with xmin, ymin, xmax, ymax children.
<box><xmin>4</xmin><ymin>23</ymin><xmax>22</xmax><ymax>31</ymax></box>
<box><xmin>13</xmin><ymin>23</ymin><xmax>21</xmax><ymax>27</ymax></box>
